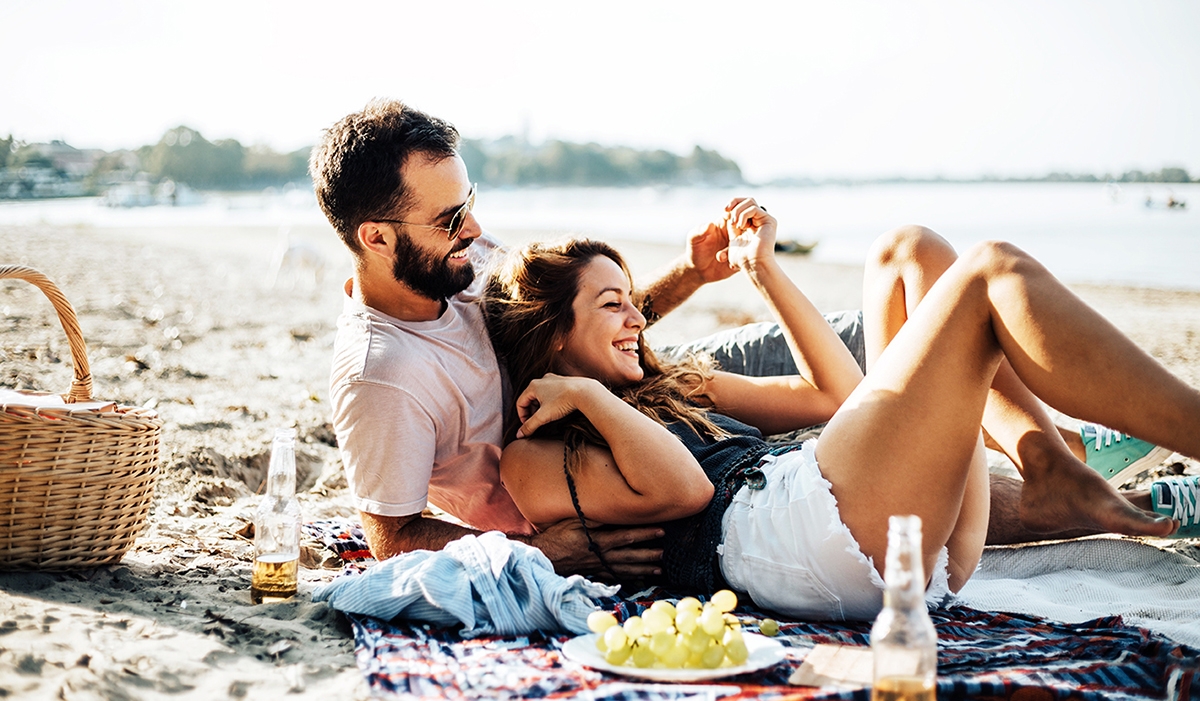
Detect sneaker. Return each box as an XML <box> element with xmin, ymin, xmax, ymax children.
<box><xmin>1150</xmin><ymin>475</ymin><xmax>1200</xmax><ymax>539</ymax></box>
<box><xmin>1080</xmin><ymin>423</ymin><xmax>1174</xmax><ymax>485</ymax></box>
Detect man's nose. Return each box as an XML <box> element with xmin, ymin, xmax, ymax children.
<box><xmin>458</xmin><ymin>210</ymin><xmax>483</xmax><ymax>241</ymax></box>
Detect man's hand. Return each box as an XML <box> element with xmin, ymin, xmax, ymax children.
<box><xmin>634</xmin><ymin>214</ymin><xmax>747</xmax><ymax>321</ymax></box>
<box><xmin>720</xmin><ymin>197</ymin><xmax>778</xmax><ymax>273</ymax></box>
<box><xmin>685</xmin><ymin>220</ymin><xmax>738</xmax><ymax>284</ymax></box>
<box><xmin>530</xmin><ymin>519</ymin><xmax>665</xmax><ymax>579</ymax></box>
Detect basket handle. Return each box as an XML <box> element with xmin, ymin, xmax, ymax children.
<box><xmin>0</xmin><ymin>265</ymin><xmax>92</xmax><ymax>403</ymax></box>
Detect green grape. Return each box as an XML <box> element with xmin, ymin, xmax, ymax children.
<box><xmin>649</xmin><ymin>600</ymin><xmax>676</xmax><ymax>620</ymax></box>
<box><xmin>595</xmin><ymin>634</ymin><xmax>608</xmax><ymax>652</ymax></box>
<box><xmin>604</xmin><ymin>625</ymin><xmax>628</xmax><ymax>651</ymax></box>
<box><xmin>722</xmin><ymin>613</ymin><xmax>741</xmax><ymax>629</ymax></box>
<box><xmin>711</xmin><ymin>589</ymin><xmax>738</xmax><ymax>613</ymax></box>
<box><xmin>649</xmin><ymin>630</ymin><xmax>674</xmax><ymax>658</ymax></box>
<box><xmin>605</xmin><ymin>644</ymin><xmax>632</xmax><ymax>665</ymax></box>
<box><xmin>725</xmin><ymin>637</ymin><xmax>749</xmax><ymax>664</ymax></box>
<box><xmin>685</xmin><ymin>629</ymin><xmax>711</xmax><ymax>654</ymax></box>
<box><xmin>701</xmin><ymin>641</ymin><xmax>726</xmax><ymax>669</ymax></box>
<box><xmin>699</xmin><ymin>608</ymin><xmax>726</xmax><ymax>637</ymax></box>
<box><xmin>722</xmin><ymin>626</ymin><xmax>744</xmax><ymax>646</ymax></box>
<box><xmin>677</xmin><ymin>596</ymin><xmax>702</xmax><ymax>614</ymax></box>
<box><xmin>674</xmin><ymin>608</ymin><xmax>699</xmax><ymax>634</ymax></box>
<box><xmin>622</xmin><ymin>615</ymin><xmax>644</xmax><ymax>639</ymax></box>
<box><xmin>662</xmin><ymin>640</ymin><xmax>690</xmax><ymax>668</ymax></box>
<box><xmin>587</xmin><ymin>611</ymin><xmax>618</xmax><ymax>633</ymax></box>
<box><xmin>759</xmin><ymin>618</ymin><xmax>780</xmax><ymax>637</ymax></box>
<box><xmin>686</xmin><ymin>649</ymin><xmax>705</xmax><ymax>668</ymax></box>
<box><xmin>642</xmin><ymin>608</ymin><xmax>672</xmax><ymax>635</ymax></box>
<box><xmin>631</xmin><ymin>643</ymin><xmax>656</xmax><ymax>668</ymax></box>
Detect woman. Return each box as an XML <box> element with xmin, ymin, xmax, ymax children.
<box><xmin>483</xmin><ymin>198</ymin><xmax>1197</xmax><ymax>621</ymax></box>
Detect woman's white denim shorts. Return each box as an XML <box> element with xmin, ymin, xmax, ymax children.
<box><xmin>717</xmin><ymin>439</ymin><xmax>951</xmax><ymax>622</ymax></box>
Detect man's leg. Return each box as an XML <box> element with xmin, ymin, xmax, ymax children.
<box><xmin>656</xmin><ymin>310</ymin><xmax>866</xmax><ymax>377</ymax></box>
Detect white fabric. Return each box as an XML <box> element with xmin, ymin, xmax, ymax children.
<box><xmin>958</xmin><ymin>536</ymin><xmax>1200</xmax><ymax>648</ymax></box>
<box><xmin>329</xmin><ymin>233</ymin><xmax>531</xmax><ymax>534</ymax></box>
<box><xmin>718</xmin><ymin>440</ymin><xmax>951</xmax><ymax>622</ymax></box>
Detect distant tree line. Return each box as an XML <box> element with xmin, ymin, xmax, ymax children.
<box><xmin>459</xmin><ymin>137</ymin><xmax>744</xmax><ymax>187</ymax></box>
<box><xmin>2</xmin><ymin>128</ymin><xmax>1196</xmax><ymax>200</ymax></box>
<box><xmin>772</xmin><ymin>166</ymin><xmax>1195</xmax><ymax>187</ymax></box>
<box><xmin>3</xmin><ymin>128</ymin><xmax>744</xmax><ymax>195</ymax></box>
<box><xmin>135</xmin><ymin>127</ymin><xmax>311</xmax><ymax>189</ymax></box>
<box><xmin>1008</xmin><ymin>167</ymin><xmax>1192</xmax><ymax>184</ymax></box>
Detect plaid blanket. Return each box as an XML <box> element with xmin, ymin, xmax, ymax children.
<box><xmin>304</xmin><ymin>521</ymin><xmax>1200</xmax><ymax>700</ymax></box>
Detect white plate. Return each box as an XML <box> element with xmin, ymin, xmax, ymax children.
<box><xmin>560</xmin><ymin>632</ymin><xmax>786</xmax><ymax>682</ymax></box>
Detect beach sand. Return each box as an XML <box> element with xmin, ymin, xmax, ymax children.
<box><xmin>1</xmin><ymin>222</ymin><xmax>1198</xmax><ymax>699</ymax></box>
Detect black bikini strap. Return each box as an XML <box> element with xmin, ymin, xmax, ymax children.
<box><xmin>562</xmin><ymin>440</ymin><xmax>618</xmax><ymax>581</ymax></box>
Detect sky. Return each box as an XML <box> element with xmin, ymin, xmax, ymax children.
<box><xmin>4</xmin><ymin>0</ymin><xmax>1199</xmax><ymax>182</ymax></box>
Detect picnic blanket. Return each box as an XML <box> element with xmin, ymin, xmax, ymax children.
<box><xmin>958</xmin><ymin>537</ymin><xmax>1200</xmax><ymax>649</ymax></box>
<box><xmin>304</xmin><ymin>521</ymin><xmax>1200</xmax><ymax>700</ymax></box>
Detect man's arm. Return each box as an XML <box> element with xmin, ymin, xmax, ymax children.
<box><xmin>521</xmin><ymin>520</ymin><xmax>665</xmax><ymax>578</ymax></box>
<box><xmin>637</xmin><ymin>220</ymin><xmax>737</xmax><ymax>320</ymax></box>
<box><xmin>361</xmin><ymin>509</ymin><xmax>665</xmax><ymax>578</ymax></box>
<box><xmin>359</xmin><ymin>511</ymin><xmax>479</xmax><ymax>561</ymax></box>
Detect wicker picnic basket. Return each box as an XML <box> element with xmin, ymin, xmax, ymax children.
<box><xmin>0</xmin><ymin>265</ymin><xmax>162</xmax><ymax>570</ymax></box>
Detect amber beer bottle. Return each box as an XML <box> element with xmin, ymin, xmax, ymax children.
<box><xmin>251</xmin><ymin>428</ymin><xmax>301</xmax><ymax>604</ymax></box>
<box><xmin>870</xmin><ymin>515</ymin><xmax>938</xmax><ymax>701</ymax></box>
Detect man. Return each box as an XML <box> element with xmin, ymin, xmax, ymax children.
<box><xmin>311</xmin><ymin>100</ymin><xmax>1181</xmax><ymax>573</ymax></box>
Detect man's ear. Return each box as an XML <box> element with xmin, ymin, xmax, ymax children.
<box><xmin>356</xmin><ymin>221</ymin><xmax>393</xmax><ymax>258</ymax></box>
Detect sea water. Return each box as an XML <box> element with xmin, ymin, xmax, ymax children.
<box><xmin>2</xmin><ymin>182</ymin><xmax>1196</xmax><ymax>290</ymax></box>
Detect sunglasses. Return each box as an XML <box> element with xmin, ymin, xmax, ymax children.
<box><xmin>374</xmin><ymin>183</ymin><xmax>477</xmax><ymax>241</ymax></box>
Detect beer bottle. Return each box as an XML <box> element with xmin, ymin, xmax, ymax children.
<box><xmin>870</xmin><ymin>515</ymin><xmax>937</xmax><ymax>701</ymax></box>
<box><xmin>251</xmin><ymin>428</ymin><xmax>301</xmax><ymax>604</ymax></box>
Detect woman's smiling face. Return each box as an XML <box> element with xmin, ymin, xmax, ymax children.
<box><xmin>552</xmin><ymin>255</ymin><xmax>646</xmax><ymax>386</ymax></box>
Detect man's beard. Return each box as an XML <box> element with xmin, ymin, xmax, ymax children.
<box><xmin>391</xmin><ymin>232</ymin><xmax>475</xmax><ymax>300</ymax></box>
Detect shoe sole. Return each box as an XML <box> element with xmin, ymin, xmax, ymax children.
<box><xmin>1103</xmin><ymin>445</ymin><xmax>1176</xmax><ymax>486</ymax></box>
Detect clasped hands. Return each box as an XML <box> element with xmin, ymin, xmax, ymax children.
<box><xmin>686</xmin><ymin>197</ymin><xmax>779</xmax><ymax>281</ymax></box>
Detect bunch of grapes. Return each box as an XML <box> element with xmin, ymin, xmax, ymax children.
<box><xmin>585</xmin><ymin>590</ymin><xmax>779</xmax><ymax>670</ymax></box>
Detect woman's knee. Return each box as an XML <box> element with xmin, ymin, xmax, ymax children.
<box><xmin>867</xmin><ymin>225</ymin><xmax>957</xmax><ymax>273</ymax></box>
<box><xmin>957</xmin><ymin>240</ymin><xmax>1040</xmax><ymax>283</ymax></box>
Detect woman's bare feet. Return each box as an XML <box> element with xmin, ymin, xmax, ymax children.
<box><xmin>1018</xmin><ymin>455</ymin><xmax>1177</xmax><ymax>537</ymax></box>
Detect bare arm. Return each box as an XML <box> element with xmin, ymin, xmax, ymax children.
<box><xmin>636</xmin><ymin>220</ymin><xmax>738</xmax><ymax>320</ymax></box>
<box><xmin>360</xmin><ymin>508</ymin><xmax>666</xmax><ymax>577</ymax></box>
<box><xmin>359</xmin><ymin>511</ymin><xmax>478</xmax><ymax>561</ymax></box>
<box><xmin>502</xmin><ymin>374</ymin><xmax>713</xmax><ymax>527</ymax></box>
<box><xmin>699</xmin><ymin>199</ymin><xmax>864</xmax><ymax>433</ymax></box>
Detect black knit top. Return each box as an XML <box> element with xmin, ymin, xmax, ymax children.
<box><xmin>659</xmin><ymin>413</ymin><xmax>776</xmax><ymax>592</ymax></box>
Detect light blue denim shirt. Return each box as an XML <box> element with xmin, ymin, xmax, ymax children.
<box><xmin>312</xmin><ymin>531</ymin><xmax>618</xmax><ymax>638</ymax></box>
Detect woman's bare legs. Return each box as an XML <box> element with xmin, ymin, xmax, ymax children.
<box><xmin>861</xmin><ymin>226</ymin><xmax>1171</xmax><ymax>543</ymax></box>
<box><xmin>818</xmin><ymin>239</ymin><xmax>1197</xmax><ymax>591</ymax></box>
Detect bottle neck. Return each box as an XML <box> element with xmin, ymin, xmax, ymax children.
<box><xmin>266</xmin><ymin>439</ymin><xmax>296</xmax><ymax>498</ymax></box>
<box><xmin>883</xmin><ymin>516</ymin><xmax>926</xmax><ymax>610</ymax></box>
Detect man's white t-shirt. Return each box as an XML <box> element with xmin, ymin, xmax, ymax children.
<box><xmin>329</xmin><ymin>233</ymin><xmax>533</xmax><ymax>534</ymax></box>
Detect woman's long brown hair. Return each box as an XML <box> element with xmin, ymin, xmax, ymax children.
<box><xmin>483</xmin><ymin>237</ymin><xmax>728</xmax><ymax>468</ymax></box>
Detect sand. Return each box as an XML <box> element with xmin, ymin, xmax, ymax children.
<box><xmin>1</xmin><ymin>221</ymin><xmax>1198</xmax><ymax>699</ymax></box>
